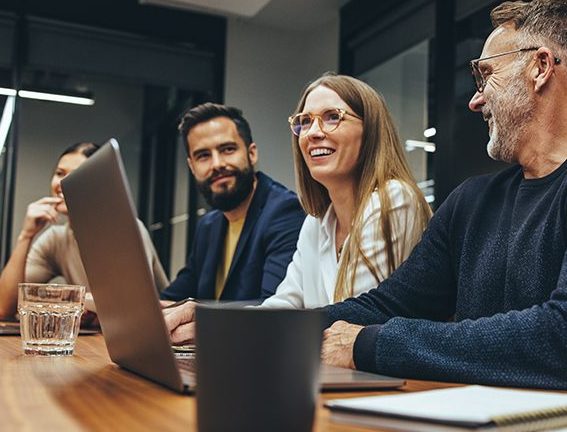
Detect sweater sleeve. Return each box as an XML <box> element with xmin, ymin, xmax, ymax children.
<box><xmin>357</xmin><ymin>280</ymin><xmax>567</xmax><ymax>388</ymax></box>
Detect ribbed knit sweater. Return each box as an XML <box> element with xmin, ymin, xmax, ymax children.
<box><xmin>326</xmin><ymin>161</ymin><xmax>567</xmax><ymax>389</ymax></box>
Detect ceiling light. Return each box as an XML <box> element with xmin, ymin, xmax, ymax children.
<box><xmin>0</xmin><ymin>87</ymin><xmax>17</xmax><ymax>97</ymax></box>
<box><xmin>405</xmin><ymin>140</ymin><xmax>436</xmax><ymax>153</ymax></box>
<box><xmin>139</xmin><ymin>0</ymin><xmax>271</xmax><ymax>17</ymax></box>
<box><xmin>18</xmin><ymin>90</ymin><xmax>94</xmax><ymax>106</ymax></box>
<box><xmin>423</xmin><ymin>127</ymin><xmax>436</xmax><ymax>138</ymax></box>
<box><xmin>0</xmin><ymin>87</ymin><xmax>94</xmax><ymax>106</ymax></box>
<box><xmin>0</xmin><ymin>95</ymin><xmax>15</xmax><ymax>155</ymax></box>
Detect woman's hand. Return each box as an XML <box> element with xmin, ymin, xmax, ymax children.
<box><xmin>19</xmin><ymin>197</ymin><xmax>63</xmax><ymax>240</ymax></box>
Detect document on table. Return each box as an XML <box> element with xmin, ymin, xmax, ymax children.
<box><xmin>326</xmin><ymin>385</ymin><xmax>567</xmax><ymax>431</ymax></box>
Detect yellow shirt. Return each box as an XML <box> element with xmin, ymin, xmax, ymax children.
<box><xmin>214</xmin><ymin>217</ymin><xmax>246</xmax><ymax>299</ymax></box>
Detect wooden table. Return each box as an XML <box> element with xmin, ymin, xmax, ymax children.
<box><xmin>0</xmin><ymin>335</ymin><xmax>456</xmax><ymax>431</ymax></box>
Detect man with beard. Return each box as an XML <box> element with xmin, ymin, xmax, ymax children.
<box><xmin>159</xmin><ymin>103</ymin><xmax>305</xmax><ymax>302</ymax></box>
<box><xmin>317</xmin><ymin>0</ymin><xmax>567</xmax><ymax>389</ymax></box>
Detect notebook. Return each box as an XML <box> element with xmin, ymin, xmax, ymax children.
<box><xmin>326</xmin><ymin>385</ymin><xmax>567</xmax><ymax>432</ymax></box>
<box><xmin>62</xmin><ymin>140</ymin><xmax>405</xmax><ymax>394</ymax></box>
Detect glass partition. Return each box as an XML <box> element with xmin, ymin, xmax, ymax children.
<box><xmin>359</xmin><ymin>40</ymin><xmax>434</xmax><ymax>203</ymax></box>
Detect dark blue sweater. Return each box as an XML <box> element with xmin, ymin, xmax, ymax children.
<box><xmin>326</xmin><ymin>162</ymin><xmax>567</xmax><ymax>389</ymax></box>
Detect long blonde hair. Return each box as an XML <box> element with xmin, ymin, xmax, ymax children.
<box><xmin>292</xmin><ymin>73</ymin><xmax>432</xmax><ymax>302</ymax></box>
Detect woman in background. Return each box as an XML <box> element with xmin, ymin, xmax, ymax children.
<box><xmin>0</xmin><ymin>142</ymin><xmax>167</xmax><ymax>319</ymax></box>
<box><xmin>261</xmin><ymin>73</ymin><xmax>432</xmax><ymax>308</ymax></box>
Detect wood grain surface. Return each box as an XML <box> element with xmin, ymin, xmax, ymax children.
<box><xmin>0</xmin><ymin>335</ymin><xmax>456</xmax><ymax>431</ymax></box>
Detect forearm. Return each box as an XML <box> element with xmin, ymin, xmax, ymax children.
<box><xmin>355</xmin><ymin>301</ymin><xmax>567</xmax><ymax>389</ymax></box>
<box><xmin>0</xmin><ymin>232</ymin><xmax>34</xmax><ymax>318</ymax></box>
<box><xmin>325</xmin><ymin>290</ymin><xmax>390</xmax><ymax>327</ymax></box>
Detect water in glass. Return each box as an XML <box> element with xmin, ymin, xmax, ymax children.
<box><xmin>18</xmin><ymin>284</ymin><xmax>85</xmax><ymax>356</ymax></box>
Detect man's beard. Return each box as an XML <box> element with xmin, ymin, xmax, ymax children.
<box><xmin>197</xmin><ymin>164</ymin><xmax>255</xmax><ymax>212</ymax></box>
<box><xmin>485</xmin><ymin>67</ymin><xmax>534</xmax><ymax>163</ymax></box>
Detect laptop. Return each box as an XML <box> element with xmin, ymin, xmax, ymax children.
<box><xmin>62</xmin><ymin>139</ymin><xmax>405</xmax><ymax>394</ymax></box>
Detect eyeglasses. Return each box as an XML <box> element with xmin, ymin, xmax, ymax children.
<box><xmin>288</xmin><ymin>108</ymin><xmax>362</xmax><ymax>137</ymax></box>
<box><xmin>470</xmin><ymin>47</ymin><xmax>562</xmax><ymax>93</ymax></box>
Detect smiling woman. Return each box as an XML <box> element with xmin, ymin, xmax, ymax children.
<box><xmin>0</xmin><ymin>142</ymin><xmax>168</xmax><ymax>320</ymax></box>
<box><xmin>262</xmin><ymin>73</ymin><xmax>432</xmax><ymax>308</ymax></box>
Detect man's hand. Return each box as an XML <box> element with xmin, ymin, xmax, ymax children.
<box><xmin>162</xmin><ymin>301</ymin><xmax>197</xmax><ymax>345</ymax></box>
<box><xmin>321</xmin><ymin>320</ymin><xmax>364</xmax><ymax>369</ymax></box>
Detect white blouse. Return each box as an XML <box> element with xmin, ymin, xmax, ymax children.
<box><xmin>261</xmin><ymin>180</ymin><xmax>424</xmax><ymax>309</ymax></box>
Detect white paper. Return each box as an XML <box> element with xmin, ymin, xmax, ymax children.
<box><xmin>328</xmin><ymin>385</ymin><xmax>567</xmax><ymax>425</ymax></box>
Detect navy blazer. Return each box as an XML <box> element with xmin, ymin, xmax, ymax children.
<box><xmin>160</xmin><ymin>172</ymin><xmax>305</xmax><ymax>301</ymax></box>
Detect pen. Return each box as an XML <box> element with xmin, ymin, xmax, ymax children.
<box><xmin>164</xmin><ymin>297</ymin><xmax>198</xmax><ymax>309</ymax></box>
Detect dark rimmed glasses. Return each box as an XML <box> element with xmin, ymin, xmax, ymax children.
<box><xmin>470</xmin><ymin>47</ymin><xmax>562</xmax><ymax>93</ymax></box>
<box><xmin>288</xmin><ymin>108</ymin><xmax>362</xmax><ymax>137</ymax></box>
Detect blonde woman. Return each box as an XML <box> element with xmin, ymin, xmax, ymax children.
<box><xmin>261</xmin><ymin>73</ymin><xmax>432</xmax><ymax>308</ymax></box>
<box><xmin>162</xmin><ymin>74</ymin><xmax>432</xmax><ymax>344</ymax></box>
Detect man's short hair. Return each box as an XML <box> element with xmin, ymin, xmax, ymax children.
<box><xmin>178</xmin><ymin>103</ymin><xmax>254</xmax><ymax>153</ymax></box>
<box><xmin>491</xmin><ymin>0</ymin><xmax>567</xmax><ymax>52</ymax></box>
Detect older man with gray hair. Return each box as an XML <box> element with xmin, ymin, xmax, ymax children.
<box><xmin>321</xmin><ymin>0</ymin><xmax>567</xmax><ymax>389</ymax></box>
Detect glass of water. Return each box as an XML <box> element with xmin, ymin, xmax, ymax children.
<box><xmin>18</xmin><ymin>283</ymin><xmax>85</xmax><ymax>356</ymax></box>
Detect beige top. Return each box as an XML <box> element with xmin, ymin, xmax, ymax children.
<box><xmin>25</xmin><ymin>221</ymin><xmax>168</xmax><ymax>291</ymax></box>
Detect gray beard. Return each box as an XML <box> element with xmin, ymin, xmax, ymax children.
<box><xmin>485</xmin><ymin>73</ymin><xmax>534</xmax><ymax>163</ymax></box>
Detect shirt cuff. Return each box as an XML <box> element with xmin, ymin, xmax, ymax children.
<box><xmin>353</xmin><ymin>324</ymin><xmax>381</xmax><ymax>372</ymax></box>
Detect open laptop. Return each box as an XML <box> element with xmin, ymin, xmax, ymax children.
<box><xmin>62</xmin><ymin>139</ymin><xmax>405</xmax><ymax>394</ymax></box>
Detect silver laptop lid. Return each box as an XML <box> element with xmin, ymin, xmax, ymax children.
<box><xmin>62</xmin><ymin>139</ymin><xmax>186</xmax><ymax>393</ymax></box>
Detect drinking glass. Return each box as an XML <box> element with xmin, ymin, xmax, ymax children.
<box><xmin>18</xmin><ymin>283</ymin><xmax>85</xmax><ymax>356</ymax></box>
